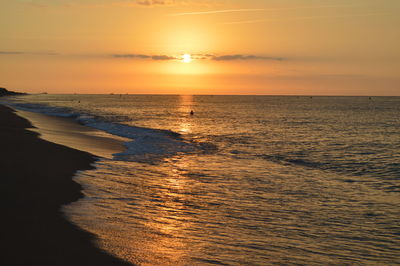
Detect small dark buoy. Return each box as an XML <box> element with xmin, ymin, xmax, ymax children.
<box><xmin>190</xmin><ymin>110</ymin><xmax>194</xmax><ymax>115</ymax></box>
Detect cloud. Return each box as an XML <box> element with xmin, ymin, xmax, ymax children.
<box><xmin>135</xmin><ymin>0</ymin><xmax>215</xmax><ymax>7</ymax></box>
<box><xmin>112</xmin><ymin>53</ymin><xmax>178</xmax><ymax>60</ymax></box>
<box><xmin>17</xmin><ymin>0</ymin><xmax>72</xmax><ymax>8</ymax></box>
<box><xmin>0</xmin><ymin>50</ymin><xmax>285</xmax><ymax>62</ymax></box>
<box><xmin>211</xmin><ymin>54</ymin><xmax>284</xmax><ymax>61</ymax></box>
<box><xmin>0</xmin><ymin>50</ymin><xmax>58</xmax><ymax>55</ymax></box>
<box><xmin>151</xmin><ymin>55</ymin><xmax>177</xmax><ymax>60</ymax></box>
<box><xmin>0</xmin><ymin>51</ymin><xmax>25</xmax><ymax>55</ymax></box>
<box><xmin>223</xmin><ymin>12</ymin><xmax>388</xmax><ymax>25</ymax></box>
<box><xmin>113</xmin><ymin>54</ymin><xmax>150</xmax><ymax>59</ymax></box>
<box><xmin>17</xmin><ymin>0</ymin><xmax>199</xmax><ymax>8</ymax></box>
<box><xmin>169</xmin><ymin>4</ymin><xmax>366</xmax><ymax>16</ymax></box>
<box><xmin>168</xmin><ymin>9</ymin><xmax>265</xmax><ymax>16</ymax></box>
<box><xmin>136</xmin><ymin>0</ymin><xmax>174</xmax><ymax>6</ymax></box>
<box><xmin>112</xmin><ymin>53</ymin><xmax>284</xmax><ymax>61</ymax></box>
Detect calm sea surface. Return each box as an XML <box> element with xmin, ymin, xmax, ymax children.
<box><xmin>5</xmin><ymin>95</ymin><xmax>400</xmax><ymax>265</ymax></box>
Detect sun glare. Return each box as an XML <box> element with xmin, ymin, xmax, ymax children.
<box><xmin>182</xmin><ymin>53</ymin><xmax>192</xmax><ymax>63</ymax></box>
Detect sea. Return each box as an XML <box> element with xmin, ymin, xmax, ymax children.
<box><xmin>3</xmin><ymin>94</ymin><xmax>400</xmax><ymax>265</ymax></box>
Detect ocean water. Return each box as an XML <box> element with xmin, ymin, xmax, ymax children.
<box><xmin>4</xmin><ymin>94</ymin><xmax>400</xmax><ymax>265</ymax></box>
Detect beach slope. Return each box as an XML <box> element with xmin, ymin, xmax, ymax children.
<box><xmin>0</xmin><ymin>105</ymin><xmax>131</xmax><ymax>266</ymax></box>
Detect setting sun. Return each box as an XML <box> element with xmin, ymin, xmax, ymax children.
<box><xmin>182</xmin><ymin>54</ymin><xmax>192</xmax><ymax>63</ymax></box>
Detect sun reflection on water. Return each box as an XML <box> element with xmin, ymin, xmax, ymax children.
<box><xmin>135</xmin><ymin>97</ymin><xmax>199</xmax><ymax>264</ymax></box>
<box><xmin>139</xmin><ymin>156</ymin><xmax>195</xmax><ymax>265</ymax></box>
<box><xmin>178</xmin><ymin>95</ymin><xmax>195</xmax><ymax>134</ymax></box>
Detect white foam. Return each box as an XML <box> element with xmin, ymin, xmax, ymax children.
<box><xmin>80</xmin><ymin>119</ymin><xmax>196</xmax><ymax>158</ymax></box>
<box><xmin>12</xmin><ymin>103</ymin><xmax>77</xmax><ymax>118</ymax></box>
<box><xmin>10</xmin><ymin>102</ymin><xmax>197</xmax><ymax>161</ymax></box>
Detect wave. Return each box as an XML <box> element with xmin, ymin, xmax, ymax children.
<box><xmin>258</xmin><ymin>153</ymin><xmax>400</xmax><ymax>192</ymax></box>
<box><xmin>9</xmin><ymin>102</ymin><xmax>215</xmax><ymax>162</ymax></box>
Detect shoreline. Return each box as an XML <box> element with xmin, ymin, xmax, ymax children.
<box><xmin>15</xmin><ymin>108</ymin><xmax>128</xmax><ymax>159</ymax></box>
<box><xmin>0</xmin><ymin>104</ymin><xmax>131</xmax><ymax>266</ymax></box>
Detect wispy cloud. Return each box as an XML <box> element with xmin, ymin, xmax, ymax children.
<box><xmin>17</xmin><ymin>0</ymin><xmax>71</xmax><ymax>8</ymax></box>
<box><xmin>223</xmin><ymin>12</ymin><xmax>388</xmax><ymax>25</ymax></box>
<box><xmin>168</xmin><ymin>9</ymin><xmax>265</xmax><ymax>16</ymax></box>
<box><xmin>135</xmin><ymin>0</ymin><xmax>214</xmax><ymax>7</ymax></box>
<box><xmin>136</xmin><ymin>0</ymin><xmax>174</xmax><ymax>6</ymax></box>
<box><xmin>0</xmin><ymin>51</ymin><xmax>25</xmax><ymax>55</ymax></box>
<box><xmin>168</xmin><ymin>4</ymin><xmax>365</xmax><ymax>16</ymax></box>
<box><xmin>211</xmin><ymin>54</ymin><xmax>283</xmax><ymax>61</ymax></box>
<box><xmin>113</xmin><ymin>54</ymin><xmax>151</xmax><ymax>59</ymax></box>
<box><xmin>113</xmin><ymin>54</ymin><xmax>179</xmax><ymax>60</ymax></box>
<box><xmin>17</xmin><ymin>0</ymin><xmax>206</xmax><ymax>8</ymax></box>
<box><xmin>0</xmin><ymin>50</ymin><xmax>58</xmax><ymax>55</ymax></box>
<box><xmin>151</xmin><ymin>55</ymin><xmax>177</xmax><ymax>60</ymax></box>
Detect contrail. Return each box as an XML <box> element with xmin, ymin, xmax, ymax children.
<box><xmin>168</xmin><ymin>9</ymin><xmax>265</xmax><ymax>16</ymax></box>
<box><xmin>168</xmin><ymin>4</ymin><xmax>366</xmax><ymax>16</ymax></box>
<box><xmin>223</xmin><ymin>12</ymin><xmax>388</xmax><ymax>25</ymax></box>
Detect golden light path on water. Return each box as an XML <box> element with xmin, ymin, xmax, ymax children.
<box><xmin>143</xmin><ymin>158</ymin><xmax>193</xmax><ymax>265</ymax></box>
<box><xmin>65</xmin><ymin>156</ymin><xmax>198</xmax><ymax>265</ymax></box>
<box><xmin>177</xmin><ymin>95</ymin><xmax>194</xmax><ymax>134</ymax></box>
<box><xmin>65</xmin><ymin>95</ymin><xmax>201</xmax><ymax>265</ymax></box>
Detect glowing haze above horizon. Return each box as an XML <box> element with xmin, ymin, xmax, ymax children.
<box><xmin>0</xmin><ymin>0</ymin><xmax>399</xmax><ymax>95</ymax></box>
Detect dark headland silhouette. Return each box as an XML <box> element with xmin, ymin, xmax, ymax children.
<box><xmin>0</xmin><ymin>87</ymin><xmax>26</xmax><ymax>97</ymax></box>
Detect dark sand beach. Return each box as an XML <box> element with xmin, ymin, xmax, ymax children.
<box><xmin>0</xmin><ymin>104</ymin><xmax>131</xmax><ymax>266</ymax></box>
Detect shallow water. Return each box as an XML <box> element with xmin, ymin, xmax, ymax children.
<box><xmin>6</xmin><ymin>95</ymin><xmax>400</xmax><ymax>264</ymax></box>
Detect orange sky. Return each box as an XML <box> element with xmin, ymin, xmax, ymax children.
<box><xmin>0</xmin><ymin>0</ymin><xmax>399</xmax><ymax>95</ymax></box>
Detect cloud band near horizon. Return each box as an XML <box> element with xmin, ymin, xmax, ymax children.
<box><xmin>0</xmin><ymin>50</ymin><xmax>285</xmax><ymax>62</ymax></box>
<box><xmin>0</xmin><ymin>51</ymin><xmax>58</xmax><ymax>55</ymax></box>
<box><xmin>112</xmin><ymin>53</ymin><xmax>284</xmax><ymax>61</ymax></box>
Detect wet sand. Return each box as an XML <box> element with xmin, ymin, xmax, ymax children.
<box><xmin>0</xmin><ymin>105</ymin><xmax>132</xmax><ymax>266</ymax></box>
<box><xmin>16</xmin><ymin>109</ymin><xmax>128</xmax><ymax>159</ymax></box>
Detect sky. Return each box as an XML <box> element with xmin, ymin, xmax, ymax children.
<box><xmin>0</xmin><ymin>0</ymin><xmax>399</xmax><ymax>95</ymax></box>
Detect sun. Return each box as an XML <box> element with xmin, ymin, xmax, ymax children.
<box><xmin>182</xmin><ymin>53</ymin><xmax>192</xmax><ymax>63</ymax></box>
